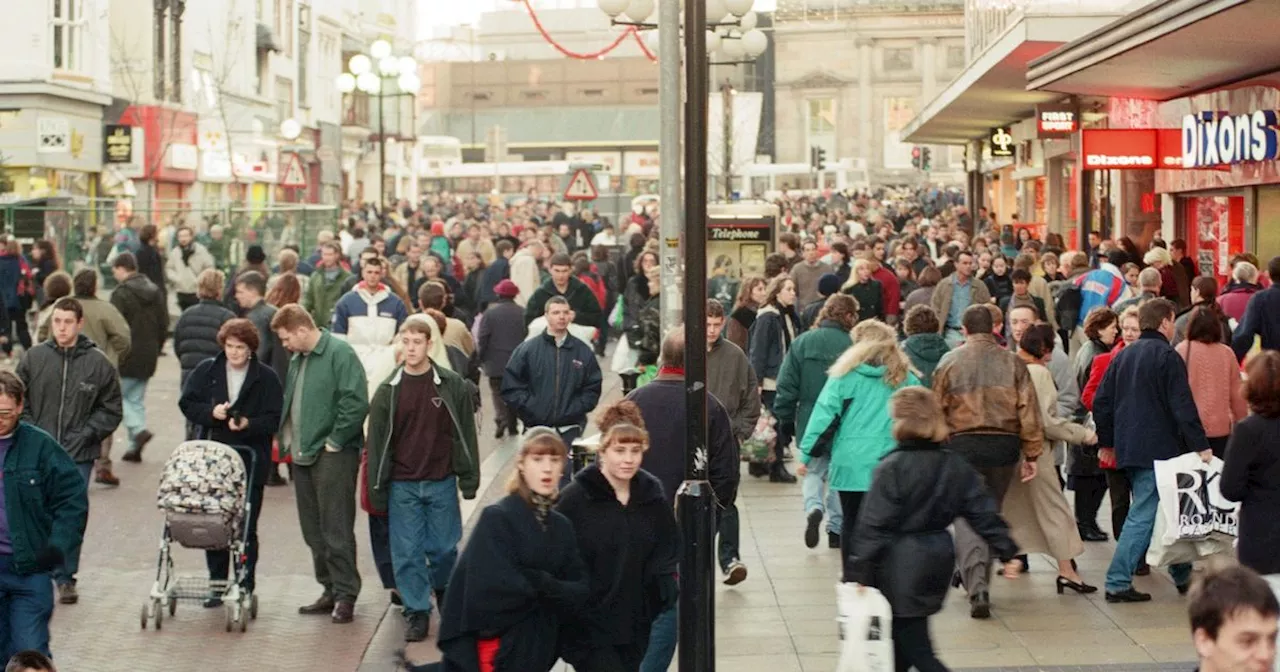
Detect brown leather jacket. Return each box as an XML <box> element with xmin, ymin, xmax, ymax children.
<box><xmin>931</xmin><ymin>334</ymin><xmax>1044</xmax><ymax>459</ymax></box>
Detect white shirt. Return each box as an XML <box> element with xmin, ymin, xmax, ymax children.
<box><xmin>226</xmin><ymin>362</ymin><xmax>248</xmax><ymax>405</ymax></box>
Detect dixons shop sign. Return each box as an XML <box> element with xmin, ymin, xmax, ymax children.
<box><xmin>1182</xmin><ymin>110</ymin><xmax>1280</xmax><ymax>168</ymax></box>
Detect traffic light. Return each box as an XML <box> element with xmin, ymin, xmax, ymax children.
<box><xmin>809</xmin><ymin>146</ymin><xmax>826</xmax><ymax>171</ymax></box>
<box><xmin>921</xmin><ymin>147</ymin><xmax>933</xmax><ymax>171</ymax></box>
<box><xmin>911</xmin><ymin>146</ymin><xmax>922</xmax><ymax>170</ymax></box>
<box><xmin>815</xmin><ymin>147</ymin><xmax>826</xmax><ymax>170</ymax></box>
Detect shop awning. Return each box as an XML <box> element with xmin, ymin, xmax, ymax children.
<box><xmin>1026</xmin><ymin>0</ymin><xmax>1280</xmax><ymax>101</ymax></box>
<box><xmin>903</xmin><ymin>13</ymin><xmax>1128</xmax><ymax>146</ymax></box>
<box><xmin>417</xmin><ymin>106</ymin><xmax>659</xmax><ymax>148</ymax></box>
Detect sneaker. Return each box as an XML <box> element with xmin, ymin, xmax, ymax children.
<box><xmin>723</xmin><ymin>560</ymin><xmax>748</xmax><ymax>586</ymax></box>
<box><xmin>404</xmin><ymin>612</ymin><xmax>430</xmax><ymax>642</ymax></box>
<box><xmin>804</xmin><ymin>509</ymin><xmax>822</xmax><ymax>549</ymax></box>
<box><xmin>57</xmin><ymin>583</ymin><xmax>78</xmax><ymax>605</ymax></box>
<box><xmin>828</xmin><ymin>531</ymin><xmax>841</xmax><ymax>549</ymax></box>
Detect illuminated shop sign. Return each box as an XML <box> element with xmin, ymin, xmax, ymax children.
<box><xmin>1081</xmin><ymin>129</ymin><xmax>1157</xmax><ymax>170</ymax></box>
<box><xmin>1036</xmin><ymin>104</ymin><xmax>1078</xmax><ymax>138</ymax></box>
<box><xmin>1181</xmin><ymin>110</ymin><xmax>1280</xmax><ymax>168</ymax></box>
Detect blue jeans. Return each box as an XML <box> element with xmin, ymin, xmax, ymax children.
<box><xmin>53</xmin><ymin>463</ymin><xmax>93</xmax><ymax>586</ymax></box>
<box><xmin>802</xmin><ymin>455</ymin><xmax>842</xmax><ymax>534</ymax></box>
<box><xmin>1104</xmin><ymin>467</ymin><xmax>1192</xmax><ymax>593</ymax></box>
<box><xmin>119</xmin><ymin>377</ymin><xmax>148</xmax><ymax>442</ymax></box>
<box><xmin>0</xmin><ymin>554</ymin><xmax>54</xmax><ymax>661</ymax></box>
<box><xmin>639</xmin><ymin>605</ymin><xmax>677</xmax><ymax>672</ymax></box>
<box><xmin>389</xmin><ymin>476</ymin><xmax>462</xmax><ymax>616</ymax></box>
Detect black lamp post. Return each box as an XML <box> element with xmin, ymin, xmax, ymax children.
<box><xmin>336</xmin><ymin>41</ymin><xmax>419</xmax><ymax>216</ymax></box>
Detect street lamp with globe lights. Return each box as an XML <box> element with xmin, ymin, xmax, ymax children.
<box><xmin>335</xmin><ymin>40</ymin><xmax>419</xmax><ymax>215</ymax></box>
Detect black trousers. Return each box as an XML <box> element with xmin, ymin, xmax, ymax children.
<box><xmin>369</xmin><ymin>515</ymin><xmax>396</xmax><ymax>590</ymax></box>
<box><xmin>488</xmin><ymin>377</ymin><xmax>515</xmax><ymax>432</ymax></box>
<box><xmin>837</xmin><ymin>491</ymin><xmax>866</xmax><ymax>582</ymax></box>
<box><xmin>1073</xmin><ymin>473</ymin><xmax>1107</xmax><ymax>528</ymax></box>
<box><xmin>206</xmin><ymin>446</ymin><xmax>266</xmax><ymax>593</ymax></box>
<box><xmin>761</xmin><ymin>390</ymin><xmax>789</xmax><ymax>462</ymax></box>
<box><xmin>893</xmin><ymin>616</ymin><xmax>948</xmax><ymax>672</ymax></box>
<box><xmin>571</xmin><ymin>642</ymin><xmax>648</xmax><ymax>672</ymax></box>
<box><xmin>1105</xmin><ymin>469</ymin><xmax>1132</xmax><ymax>542</ymax></box>
<box><xmin>717</xmin><ymin>504</ymin><xmax>741</xmax><ymax>572</ymax></box>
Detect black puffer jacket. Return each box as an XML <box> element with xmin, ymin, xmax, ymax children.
<box><xmin>500</xmin><ymin>332</ymin><xmax>603</xmax><ymax>428</ymax></box>
<box><xmin>178</xmin><ymin>353</ymin><xmax>282</xmax><ymax>486</ymax></box>
<box><xmin>109</xmin><ymin>273</ymin><xmax>169</xmax><ymax>380</ymax></box>
<box><xmin>16</xmin><ymin>335</ymin><xmax>123</xmax><ymax>463</ymax></box>
<box><xmin>555</xmin><ymin>465</ymin><xmax>679</xmax><ymax>660</ymax></box>
<box><xmin>173</xmin><ymin>300</ymin><xmax>236</xmax><ymax>382</ymax></box>
<box><xmin>847</xmin><ymin>439</ymin><xmax>1017</xmax><ymax>618</ymax></box>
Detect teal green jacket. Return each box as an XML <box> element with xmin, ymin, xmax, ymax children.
<box><xmin>799</xmin><ymin>364</ymin><xmax>920</xmax><ymax>492</ymax></box>
<box><xmin>7</xmin><ymin>423</ymin><xmax>88</xmax><ymax>576</ymax></box>
<box><xmin>279</xmin><ymin>330</ymin><xmax>369</xmax><ymax>466</ymax></box>
<box><xmin>772</xmin><ymin>321</ymin><xmax>853</xmax><ymax>440</ymax></box>
<box><xmin>303</xmin><ymin>267</ymin><xmax>353</xmax><ymax>329</ymax></box>
<box><xmin>365</xmin><ymin>363</ymin><xmax>481</xmax><ymax>513</ymax></box>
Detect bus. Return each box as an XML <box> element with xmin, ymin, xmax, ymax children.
<box><xmin>739</xmin><ymin>158</ymin><xmax>871</xmax><ymax>199</ymax></box>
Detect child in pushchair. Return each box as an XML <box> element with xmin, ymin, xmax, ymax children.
<box><xmin>142</xmin><ymin>440</ymin><xmax>259</xmax><ymax>632</ymax></box>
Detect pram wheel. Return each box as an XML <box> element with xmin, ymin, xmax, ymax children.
<box><xmin>249</xmin><ymin>594</ymin><xmax>258</xmax><ymax>620</ymax></box>
<box><xmin>168</xmin><ymin>598</ymin><xmax>177</xmax><ymax>616</ymax></box>
<box><xmin>153</xmin><ymin>599</ymin><xmax>163</xmax><ymax>630</ymax></box>
<box><xmin>225</xmin><ymin>604</ymin><xmax>234</xmax><ymax>632</ymax></box>
<box><xmin>140</xmin><ymin>603</ymin><xmax>149</xmax><ymax>630</ymax></box>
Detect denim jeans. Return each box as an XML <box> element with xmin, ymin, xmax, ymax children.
<box><xmin>0</xmin><ymin>554</ymin><xmax>54</xmax><ymax>661</ymax></box>
<box><xmin>639</xmin><ymin>605</ymin><xmax>677</xmax><ymax>672</ymax></box>
<box><xmin>119</xmin><ymin>377</ymin><xmax>149</xmax><ymax>442</ymax></box>
<box><xmin>801</xmin><ymin>455</ymin><xmax>843</xmax><ymax>534</ymax></box>
<box><xmin>53</xmin><ymin>462</ymin><xmax>93</xmax><ymax>586</ymax></box>
<box><xmin>389</xmin><ymin>476</ymin><xmax>462</xmax><ymax>616</ymax></box>
<box><xmin>1104</xmin><ymin>467</ymin><xmax>1192</xmax><ymax>593</ymax></box>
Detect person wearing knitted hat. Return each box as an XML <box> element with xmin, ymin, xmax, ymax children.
<box><xmin>800</xmin><ymin>273</ymin><xmax>843</xmax><ymax>331</ymax></box>
<box><xmin>478</xmin><ymin>280</ymin><xmax>527</xmax><ymax>438</ymax></box>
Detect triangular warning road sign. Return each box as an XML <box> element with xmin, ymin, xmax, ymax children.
<box><xmin>281</xmin><ymin>153</ymin><xmax>307</xmax><ymax>188</ymax></box>
<box><xmin>563</xmin><ymin>168</ymin><xmax>598</xmax><ymax>201</ymax></box>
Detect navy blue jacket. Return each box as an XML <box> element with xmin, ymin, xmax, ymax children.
<box><xmin>500</xmin><ymin>331</ymin><xmax>603</xmax><ymax>428</ymax></box>
<box><xmin>479</xmin><ymin>256</ymin><xmax>510</xmax><ymax>308</ymax></box>
<box><xmin>1094</xmin><ymin>330</ymin><xmax>1209</xmax><ymax>469</ymax></box>
<box><xmin>1232</xmin><ymin>285</ymin><xmax>1280</xmax><ymax>361</ymax></box>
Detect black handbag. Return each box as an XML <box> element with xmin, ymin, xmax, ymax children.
<box><xmin>809</xmin><ymin>397</ymin><xmax>854</xmax><ymax>460</ymax></box>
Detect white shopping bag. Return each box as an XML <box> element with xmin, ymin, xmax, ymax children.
<box><xmin>1153</xmin><ymin>454</ymin><xmax>1240</xmax><ymax>546</ymax></box>
<box><xmin>836</xmin><ymin>583</ymin><xmax>894</xmax><ymax>672</ymax></box>
<box><xmin>611</xmin><ymin>336</ymin><xmax>638</xmax><ymax>373</ymax></box>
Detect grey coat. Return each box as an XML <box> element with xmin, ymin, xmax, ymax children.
<box><xmin>707</xmin><ymin>337</ymin><xmax>761</xmax><ymax>442</ymax></box>
<box><xmin>477</xmin><ymin>299</ymin><xmax>526</xmax><ymax>379</ymax></box>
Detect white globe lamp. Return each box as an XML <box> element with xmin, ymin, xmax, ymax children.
<box><xmin>348</xmin><ymin>54</ymin><xmax>372</xmax><ymax>75</ymax></box>
<box><xmin>398</xmin><ymin>73</ymin><xmax>421</xmax><ymax>93</ymax></box>
<box><xmin>370</xmin><ymin>40</ymin><xmax>393</xmax><ymax>60</ymax></box>
<box><xmin>724</xmin><ymin>0</ymin><xmax>753</xmax><ymax>17</ymax></box>
<box><xmin>706</xmin><ymin>0</ymin><xmax>729</xmax><ymax>24</ymax></box>
<box><xmin>356</xmin><ymin>71</ymin><xmax>381</xmax><ymax>94</ymax></box>
<box><xmin>738</xmin><ymin>10</ymin><xmax>757</xmax><ymax>30</ymax></box>
<box><xmin>335</xmin><ymin>72</ymin><xmax>356</xmax><ymax>93</ymax></box>
<box><xmin>742</xmin><ymin>28</ymin><xmax>767</xmax><ymax>57</ymax></box>
<box><xmin>279</xmin><ymin>118</ymin><xmax>302</xmax><ymax>140</ymax></box>
<box><xmin>706</xmin><ymin>30</ymin><xmax>722</xmax><ymax>55</ymax></box>
<box><xmin>597</xmin><ymin>0</ymin><xmax>630</xmax><ymax>17</ymax></box>
<box><xmin>624</xmin><ymin>0</ymin><xmax>654</xmax><ymax>22</ymax></box>
<box><xmin>721</xmin><ymin>32</ymin><xmax>745</xmax><ymax>59</ymax></box>
<box><xmin>645</xmin><ymin>29</ymin><xmax>661</xmax><ymax>53</ymax></box>
<box><xmin>398</xmin><ymin>57</ymin><xmax>417</xmax><ymax>75</ymax></box>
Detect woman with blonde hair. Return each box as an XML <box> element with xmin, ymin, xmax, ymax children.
<box><xmin>1007</xmin><ymin>324</ymin><xmax>1098</xmax><ymax>594</ymax></box>
<box><xmin>407</xmin><ymin>430</ymin><xmax>589</xmax><ymax>672</ymax></box>
<box><xmin>798</xmin><ymin>319</ymin><xmax>920</xmax><ymax>573</ymax></box>
<box><xmin>555</xmin><ymin>402</ymin><xmax>678</xmax><ymax>672</ymax></box>
<box><xmin>848</xmin><ymin>387</ymin><xmax>1019</xmax><ymax>672</ymax></box>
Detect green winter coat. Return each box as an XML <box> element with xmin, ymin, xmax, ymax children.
<box><xmin>303</xmin><ymin>267</ymin><xmax>353</xmax><ymax>329</ymax></box>
<box><xmin>278</xmin><ymin>330</ymin><xmax>368</xmax><ymax>466</ymax></box>
<box><xmin>799</xmin><ymin>364</ymin><xmax>920</xmax><ymax>492</ymax></box>
<box><xmin>365</xmin><ymin>363</ymin><xmax>480</xmax><ymax>514</ymax></box>
<box><xmin>772</xmin><ymin>320</ymin><xmax>853</xmax><ymax>441</ymax></box>
<box><xmin>901</xmin><ymin>333</ymin><xmax>950</xmax><ymax>387</ymax></box>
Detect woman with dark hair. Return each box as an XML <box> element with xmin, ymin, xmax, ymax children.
<box><xmin>903</xmin><ymin>266</ymin><xmax>941</xmax><ymax>313</ymax></box>
<box><xmin>556</xmin><ymin>404</ymin><xmax>679</xmax><ymax>672</ymax></box>
<box><xmin>34</xmin><ymin>271</ymin><xmax>72</xmax><ymax>342</ymax></box>
<box><xmin>623</xmin><ymin>251</ymin><xmax>660</xmax><ymax>364</ymax></box>
<box><xmin>135</xmin><ymin>225</ymin><xmax>166</xmax><ymax>301</ymax></box>
<box><xmin>1070</xmin><ymin>308</ymin><xmax>1119</xmax><ymax>542</ymax></box>
<box><xmin>1175</xmin><ymin>306</ymin><xmax>1247</xmax><ymax>459</ymax></box>
<box><xmin>749</xmin><ymin>274</ymin><xmax>802</xmax><ymax>483</ymax></box>
<box><xmin>1221</xmin><ymin>351</ymin><xmax>1280</xmax><ymax>575</ymax></box>
<box><xmin>265</xmin><ymin>272</ymin><xmax>302</xmax><ymax>308</ymax></box>
<box><xmin>1174</xmin><ymin>275</ymin><xmax>1231</xmax><ymax>346</ymax></box>
<box><xmin>763</xmin><ymin>253</ymin><xmax>789</xmax><ymax>280</ymax></box>
<box><xmin>404</xmin><ymin>431</ymin><xmax>590</xmax><ymax>672</ymax></box>
<box><xmin>725</xmin><ymin>276</ymin><xmax>765</xmax><ymax>354</ymax></box>
<box><xmin>178</xmin><ymin>318</ymin><xmax>283</xmax><ymax>605</ymax></box>
<box><xmin>983</xmin><ymin>255</ymin><xmax>1014</xmax><ymax>307</ymax></box>
<box><xmin>29</xmin><ymin>239</ymin><xmax>59</xmax><ymax>308</ymax></box>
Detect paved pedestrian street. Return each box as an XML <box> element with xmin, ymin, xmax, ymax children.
<box><xmin>55</xmin><ymin>356</ymin><xmax>1201</xmax><ymax>671</ymax></box>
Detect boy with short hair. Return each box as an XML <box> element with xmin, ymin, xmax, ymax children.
<box><xmin>1189</xmin><ymin>565</ymin><xmax>1278</xmax><ymax>672</ymax></box>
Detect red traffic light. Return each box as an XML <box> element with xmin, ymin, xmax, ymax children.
<box><xmin>911</xmin><ymin>146</ymin><xmax>921</xmax><ymax>158</ymax></box>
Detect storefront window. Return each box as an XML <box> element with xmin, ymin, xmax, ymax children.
<box><xmin>1257</xmin><ymin>187</ymin><xmax>1280</xmax><ymax>265</ymax></box>
<box><xmin>1183</xmin><ymin>195</ymin><xmax>1245</xmax><ymax>283</ymax></box>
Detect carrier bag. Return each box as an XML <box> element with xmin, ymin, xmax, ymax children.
<box><xmin>740</xmin><ymin>409</ymin><xmax>776</xmax><ymax>463</ymax></box>
<box><xmin>1153</xmin><ymin>453</ymin><xmax>1239</xmax><ymax>546</ymax></box>
<box><xmin>835</xmin><ymin>582</ymin><xmax>894</xmax><ymax>672</ymax></box>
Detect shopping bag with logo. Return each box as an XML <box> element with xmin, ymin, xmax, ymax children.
<box><xmin>1153</xmin><ymin>453</ymin><xmax>1239</xmax><ymax>545</ymax></box>
<box><xmin>1147</xmin><ymin>495</ymin><xmax>1234</xmax><ymax>567</ymax></box>
<box><xmin>835</xmin><ymin>582</ymin><xmax>894</xmax><ymax>672</ymax></box>
<box><xmin>740</xmin><ymin>409</ymin><xmax>776</xmax><ymax>463</ymax></box>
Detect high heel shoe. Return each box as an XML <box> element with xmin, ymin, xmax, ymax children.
<box><xmin>1056</xmin><ymin>576</ymin><xmax>1098</xmax><ymax>595</ymax></box>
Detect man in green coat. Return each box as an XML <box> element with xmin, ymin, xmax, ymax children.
<box><xmin>272</xmin><ymin>304</ymin><xmax>368</xmax><ymax>624</ymax></box>
<box><xmin>773</xmin><ymin>294</ymin><xmax>856</xmax><ymax>550</ymax></box>
<box><xmin>303</xmin><ymin>241</ymin><xmax>353</xmax><ymax>329</ymax></box>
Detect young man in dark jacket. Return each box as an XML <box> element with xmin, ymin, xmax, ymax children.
<box><xmin>521</xmin><ymin>254</ymin><xmax>604</xmax><ymax>329</ymax></box>
<box><xmin>109</xmin><ymin>253</ymin><xmax>168</xmax><ymax>463</ymax></box>
<box><xmin>365</xmin><ymin>319</ymin><xmax>479</xmax><ymax>643</ymax></box>
<box><xmin>16</xmin><ymin>298</ymin><xmax>121</xmax><ymax>605</ymax></box>
<box><xmin>477</xmin><ymin>280</ymin><xmax>525</xmax><ymax>438</ymax></box>
<box><xmin>502</xmin><ymin>296</ymin><xmax>602</xmax><ymax>479</ymax></box>
<box><xmin>0</xmin><ymin>370</ymin><xmax>88</xmax><ymax>660</ymax></box>
<box><xmin>1094</xmin><ymin>298</ymin><xmax>1210</xmax><ymax>603</ymax></box>
<box><xmin>477</xmin><ymin>240</ymin><xmax>513</xmax><ymax>311</ymax></box>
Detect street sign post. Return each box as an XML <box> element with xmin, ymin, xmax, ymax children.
<box><xmin>281</xmin><ymin>153</ymin><xmax>308</xmax><ymax>188</ymax></box>
<box><xmin>563</xmin><ymin>168</ymin><xmax>598</xmax><ymax>201</ymax></box>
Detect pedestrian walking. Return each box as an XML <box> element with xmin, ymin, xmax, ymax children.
<box><xmin>774</xmin><ymin>294</ymin><xmax>856</xmax><ymax>550</ymax></box>
<box><xmin>523</xmin><ymin>253</ymin><xmax>604</xmax><ymax>330</ymax></box>
<box><xmin>1175</xmin><ymin>306</ymin><xmax>1247</xmax><ymax>459</ymax></box>
<box><xmin>931</xmin><ymin>304</ymin><xmax>1043</xmax><ymax>619</ymax></box>
<box><xmin>0</xmin><ymin>370</ymin><xmax>87</xmax><ymax>661</ymax></box>
<box><xmin>1070</xmin><ymin>307</ymin><xmax>1119</xmax><ymax>542</ymax></box>
<box><xmin>847</xmin><ymin>387</ymin><xmax>1019</xmax><ymax>672</ymax></box>
<box><xmin>1220</xmin><ymin>351</ymin><xmax>1280</xmax><ymax>576</ymax></box>
<box><xmin>404</xmin><ymin>430</ymin><xmax>589</xmax><ymax>672</ymax></box>
<box><xmin>302</xmin><ymin>241</ymin><xmax>352</xmax><ymax>331</ymax></box>
<box><xmin>790</xmin><ymin>240</ymin><xmax>833</xmax><ymax>308</ymax></box>
<box><xmin>166</xmin><ymin>226</ymin><xmax>216</xmax><ymax>312</ymax></box>
<box><xmin>501</xmin><ymin>296</ymin><xmax>603</xmax><ymax>479</ymax></box>
<box><xmin>1094</xmin><ymin>298</ymin><xmax>1210</xmax><ymax>603</ymax></box>
<box><xmin>16</xmin><ymin>298</ymin><xmax>121</xmax><ymax>605</ymax></box>
<box><xmin>233</xmin><ymin>271</ymin><xmax>288</xmax><ymax>381</ymax></box>
<box><xmin>749</xmin><ymin>274</ymin><xmax>801</xmax><ymax>483</ymax></box>
<box><xmin>177</xmin><ymin>318</ymin><xmax>282</xmax><ymax>605</ymax></box>
<box><xmin>331</xmin><ymin>255</ymin><xmax>409</xmax><ymax>401</ymax></box>
<box><xmin>841</xmin><ymin>259</ymin><xmax>884</xmax><ymax>323</ymax></box>
<box><xmin>724</xmin><ymin>277</ymin><xmax>765</xmax><ymax>354</ymax></box>
<box><xmin>0</xmin><ymin>240</ymin><xmax>33</xmax><ymax>357</ymax></box>
<box><xmin>930</xmin><ymin>250</ymin><xmax>991</xmax><ymax>348</ymax></box>
<box><xmin>110</xmin><ymin>253</ymin><xmax>168</xmax><ymax>464</ymax></box>
<box><xmin>900</xmin><ymin>305</ymin><xmax>949</xmax><ymax>386</ymax></box>
<box><xmin>556</xmin><ymin>403</ymin><xmax>679</xmax><ymax>672</ymax></box>
<box><xmin>364</xmin><ymin>318</ymin><xmax>479</xmax><ymax>643</ymax></box>
<box><xmin>798</xmin><ymin>319</ymin><xmax>920</xmax><ymax>578</ymax></box>
<box><xmin>477</xmin><ymin>280</ymin><xmax>524</xmax><ymax>439</ymax></box>
<box><xmin>173</xmin><ymin>269</ymin><xmax>235</xmax><ymax>391</ymax></box>
<box><xmin>419</xmin><ymin>282</ymin><xmax>475</xmax><ymax>356</ymax></box>
<box><xmin>63</xmin><ymin>269</ymin><xmax>131</xmax><ymax>485</ymax></box>
<box><xmin>271</xmin><ymin>305</ymin><xmax>369</xmax><ymax>624</ymax></box>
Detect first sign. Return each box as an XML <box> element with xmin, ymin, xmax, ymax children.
<box><xmin>103</xmin><ymin>124</ymin><xmax>133</xmax><ymax>164</ymax></box>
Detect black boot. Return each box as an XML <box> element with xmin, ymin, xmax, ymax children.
<box><xmin>769</xmin><ymin>462</ymin><xmax>797</xmax><ymax>484</ymax></box>
<box><xmin>266</xmin><ymin>466</ymin><xmax>287</xmax><ymax>487</ymax></box>
<box><xmin>747</xmin><ymin>461</ymin><xmax>769</xmax><ymax>478</ymax></box>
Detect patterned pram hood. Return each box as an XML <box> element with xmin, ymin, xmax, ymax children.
<box><xmin>156</xmin><ymin>441</ymin><xmax>247</xmax><ymax>523</ymax></box>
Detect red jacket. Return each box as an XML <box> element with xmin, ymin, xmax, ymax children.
<box><xmin>1082</xmin><ymin>340</ymin><xmax>1125</xmax><ymax>411</ymax></box>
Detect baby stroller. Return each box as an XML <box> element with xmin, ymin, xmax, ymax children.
<box><xmin>143</xmin><ymin>440</ymin><xmax>258</xmax><ymax>632</ymax></box>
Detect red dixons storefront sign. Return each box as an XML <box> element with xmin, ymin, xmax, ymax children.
<box><xmin>1080</xmin><ymin>129</ymin><xmax>1218</xmax><ymax>170</ymax></box>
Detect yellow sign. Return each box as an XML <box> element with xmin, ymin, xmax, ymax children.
<box><xmin>69</xmin><ymin>129</ymin><xmax>84</xmax><ymax>160</ymax></box>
